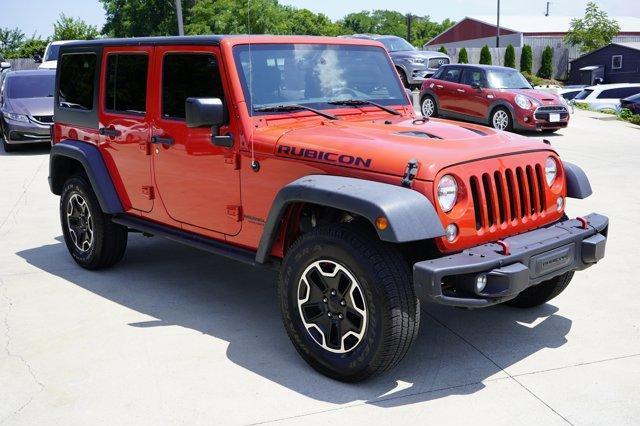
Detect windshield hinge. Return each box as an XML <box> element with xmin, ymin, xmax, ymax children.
<box><xmin>400</xmin><ymin>159</ymin><xmax>419</xmax><ymax>188</ymax></box>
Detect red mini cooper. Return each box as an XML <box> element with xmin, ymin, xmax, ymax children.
<box><xmin>420</xmin><ymin>64</ymin><xmax>570</xmax><ymax>133</ymax></box>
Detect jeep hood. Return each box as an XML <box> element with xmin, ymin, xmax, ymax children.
<box><xmin>265</xmin><ymin>117</ymin><xmax>554</xmax><ymax>181</ymax></box>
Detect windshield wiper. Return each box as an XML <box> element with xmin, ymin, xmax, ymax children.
<box><xmin>328</xmin><ymin>99</ymin><xmax>401</xmax><ymax>116</ymax></box>
<box><xmin>253</xmin><ymin>104</ymin><xmax>338</xmax><ymax>120</ymax></box>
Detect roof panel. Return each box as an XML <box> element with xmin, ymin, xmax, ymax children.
<box><xmin>467</xmin><ymin>15</ymin><xmax>640</xmax><ymax>34</ymax></box>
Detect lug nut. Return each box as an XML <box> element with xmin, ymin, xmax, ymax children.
<box><xmin>338</xmin><ymin>313</ymin><xmax>343</xmax><ymax>320</ymax></box>
<box><xmin>322</xmin><ymin>297</ymin><xmax>328</xmax><ymax>303</ymax></box>
<box><xmin>327</xmin><ymin>312</ymin><xmax>333</xmax><ymax>318</ymax></box>
<box><xmin>330</xmin><ymin>290</ymin><xmax>337</xmax><ymax>296</ymax></box>
<box><xmin>340</xmin><ymin>300</ymin><xmax>346</xmax><ymax>306</ymax></box>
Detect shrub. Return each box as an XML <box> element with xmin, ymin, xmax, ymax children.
<box><xmin>537</xmin><ymin>46</ymin><xmax>554</xmax><ymax>79</ymax></box>
<box><xmin>458</xmin><ymin>47</ymin><xmax>468</xmax><ymax>64</ymax></box>
<box><xmin>504</xmin><ymin>44</ymin><xmax>516</xmax><ymax>68</ymax></box>
<box><xmin>520</xmin><ymin>45</ymin><xmax>533</xmax><ymax>74</ymax></box>
<box><xmin>479</xmin><ymin>45</ymin><xmax>492</xmax><ymax>65</ymax></box>
<box><xmin>438</xmin><ymin>46</ymin><xmax>448</xmax><ymax>55</ymax></box>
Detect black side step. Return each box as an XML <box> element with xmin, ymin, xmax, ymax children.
<box><xmin>112</xmin><ymin>214</ymin><xmax>278</xmax><ymax>269</ymax></box>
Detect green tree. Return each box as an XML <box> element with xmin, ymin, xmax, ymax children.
<box><xmin>100</xmin><ymin>0</ymin><xmax>188</xmax><ymax>37</ymax></box>
<box><xmin>457</xmin><ymin>47</ymin><xmax>468</xmax><ymax>64</ymax></box>
<box><xmin>504</xmin><ymin>44</ymin><xmax>516</xmax><ymax>68</ymax></box>
<box><xmin>479</xmin><ymin>45</ymin><xmax>492</xmax><ymax>65</ymax></box>
<box><xmin>520</xmin><ymin>44</ymin><xmax>533</xmax><ymax>74</ymax></box>
<box><xmin>0</xmin><ymin>27</ymin><xmax>25</xmax><ymax>58</ymax></box>
<box><xmin>17</xmin><ymin>37</ymin><xmax>49</xmax><ymax>58</ymax></box>
<box><xmin>438</xmin><ymin>46</ymin><xmax>447</xmax><ymax>54</ymax></box>
<box><xmin>565</xmin><ymin>2</ymin><xmax>620</xmax><ymax>53</ymax></box>
<box><xmin>53</xmin><ymin>13</ymin><xmax>99</xmax><ymax>40</ymax></box>
<box><xmin>537</xmin><ymin>45</ymin><xmax>554</xmax><ymax>79</ymax></box>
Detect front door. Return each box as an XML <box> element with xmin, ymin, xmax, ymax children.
<box><xmin>460</xmin><ymin>68</ymin><xmax>492</xmax><ymax>118</ymax></box>
<box><xmin>151</xmin><ymin>46</ymin><xmax>242</xmax><ymax>235</ymax></box>
<box><xmin>98</xmin><ymin>46</ymin><xmax>154</xmax><ymax>213</ymax></box>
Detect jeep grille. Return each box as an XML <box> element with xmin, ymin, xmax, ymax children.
<box><xmin>469</xmin><ymin>164</ymin><xmax>548</xmax><ymax>231</ymax></box>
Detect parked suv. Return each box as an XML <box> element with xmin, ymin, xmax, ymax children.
<box><xmin>421</xmin><ymin>64</ymin><xmax>570</xmax><ymax>133</ymax></box>
<box><xmin>341</xmin><ymin>34</ymin><xmax>449</xmax><ymax>89</ymax></box>
<box><xmin>49</xmin><ymin>36</ymin><xmax>607</xmax><ymax>382</ymax></box>
<box><xmin>572</xmin><ymin>83</ymin><xmax>640</xmax><ymax>112</ymax></box>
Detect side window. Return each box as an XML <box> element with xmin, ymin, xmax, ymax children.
<box><xmin>440</xmin><ymin>67</ymin><xmax>461</xmax><ymax>83</ymax></box>
<box><xmin>105</xmin><ymin>54</ymin><xmax>148</xmax><ymax>115</ymax></box>
<box><xmin>432</xmin><ymin>67</ymin><xmax>445</xmax><ymax>80</ymax></box>
<box><xmin>620</xmin><ymin>87</ymin><xmax>640</xmax><ymax>98</ymax></box>
<box><xmin>162</xmin><ymin>53</ymin><xmax>224</xmax><ymax>120</ymax></box>
<box><xmin>58</xmin><ymin>53</ymin><xmax>97</xmax><ymax>110</ymax></box>
<box><xmin>461</xmin><ymin>69</ymin><xmax>485</xmax><ymax>86</ymax></box>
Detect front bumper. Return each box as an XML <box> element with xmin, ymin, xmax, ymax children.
<box><xmin>404</xmin><ymin>64</ymin><xmax>440</xmax><ymax>85</ymax></box>
<box><xmin>413</xmin><ymin>213</ymin><xmax>608</xmax><ymax>308</ymax></box>
<box><xmin>3</xmin><ymin>118</ymin><xmax>52</xmax><ymax>144</ymax></box>
<box><xmin>515</xmin><ymin>107</ymin><xmax>570</xmax><ymax>130</ymax></box>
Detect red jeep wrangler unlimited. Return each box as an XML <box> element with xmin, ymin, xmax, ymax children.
<box><xmin>49</xmin><ymin>36</ymin><xmax>608</xmax><ymax>382</ymax></box>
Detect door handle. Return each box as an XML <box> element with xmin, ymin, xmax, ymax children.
<box><xmin>436</xmin><ymin>84</ymin><xmax>444</xmax><ymax>89</ymax></box>
<box><xmin>212</xmin><ymin>133</ymin><xmax>234</xmax><ymax>148</ymax></box>
<box><xmin>151</xmin><ymin>135</ymin><xmax>174</xmax><ymax>146</ymax></box>
<box><xmin>456</xmin><ymin>89</ymin><xmax>466</xmax><ymax>93</ymax></box>
<box><xmin>99</xmin><ymin>127</ymin><xmax>121</xmax><ymax>137</ymax></box>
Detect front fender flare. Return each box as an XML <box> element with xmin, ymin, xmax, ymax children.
<box><xmin>255</xmin><ymin>175</ymin><xmax>445</xmax><ymax>263</ymax></box>
<box><xmin>563</xmin><ymin>162</ymin><xmax>592</xmax><ymax>199</ymax></box>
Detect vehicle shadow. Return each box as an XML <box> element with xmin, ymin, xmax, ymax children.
<box><xmin>16</xmin><ymin>235</ymin><xmax>572</xmax><ymax>408</ymax></box>
<box><xmin>0</xmin><ymin>141</ymin><xmax>50</xmax><ymax>156</ymax></box>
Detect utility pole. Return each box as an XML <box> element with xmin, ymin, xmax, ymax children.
<box><xmin>496</xmin><ymin>0</ymin><xmax>501</xmax><ymax>47</ymax></box>
<box><xmin>175</xmin><ymin>0</ymin><xmax>184</xmax><ymax>36</ymax></box>
<box><xmin>545</xmin><ymin>2</ymin><xmax>551</xmax><ymax>16</ymax></box>
<box><xmin>406</xmin><ymin>14</ymin><xmax>413</xmax><ymax>43</ymax></box>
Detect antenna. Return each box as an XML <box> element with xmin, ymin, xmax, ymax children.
<box><xmin>247</xmin><ymin>0</ymin><xmax>259</xmax><ymax>172</ymax></box>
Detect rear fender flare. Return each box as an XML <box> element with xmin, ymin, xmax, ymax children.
<box><xmin>255</xmin><ymin>175</ymin><xmax>445</xmax><ymax>263</ymax></box>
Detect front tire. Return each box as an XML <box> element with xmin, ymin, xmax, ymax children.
<box><xmin>278</xmin><ymin>224</ymin><xmax>420</xmax><ymax>382</ymax></box>
<box><xmin>1</xmin><ymin>121</ymin><xmax>16</xmax><ymax>152</ymax></box>
<box><xmin>490</xmin><ymin>107</ymin><xmax>513</xmax><ymax>131</ymax></box>
<box><xmin>60</xmin><ymin>175</ymin><xmax>128</xmax><ymax>270</ymax></box>
<box><xmin>504</xmin><ymin>272</ymin><xmax>574</xmax><ymax>308</ymax></box>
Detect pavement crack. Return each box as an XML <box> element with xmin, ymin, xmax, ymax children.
<box><xmin>0</xmin><ymin>157</ymin><xmax>46</xmax><ymax>235</ymax></box>
<box><xmin>0</xmin><ymin>278</ymin><xmax>45</xmax><ymax>424</ymax></box>
<box><xmin>423</xmin><ymin>311</ymin><xmax>574</xmax><ymax>425</ymax></box>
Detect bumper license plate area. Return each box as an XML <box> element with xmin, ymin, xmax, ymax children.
<box><xmin>529</xmin><ymin>243</ymin><xmax>575</xmax><ymax>278</ymax></box>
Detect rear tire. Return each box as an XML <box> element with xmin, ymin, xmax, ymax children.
<box><xmin>60</xmin><ymin>175</ymin><xmax>128</xmax><ymax>270</ymax></box>
<box><xmin>421</xmin><ymin>95</ymin><xmax>438</xmax><ymax>118</ymax></box>
<box><xmin>278</xmin><ymin>224</ymin><xmax>420</xmax><ymax>382</ymax></box>
<box><xmin>398</xmin><ymin>69</ymin><xmax>410</xmax><ymax>88</ymax></box>
<box><xmin>504</xmin><ymin>272</ymin><xmax>574</xmax><ymax>308</ymax></box>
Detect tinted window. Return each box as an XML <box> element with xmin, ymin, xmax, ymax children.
<box><xmin>574</xmin><ymin>89</ymin><xmax>593</xmax><ymax>100</ymax></box>
<box><xmin>44</xmin><ymin>44</ymin><xmax>61</xmax><ymax>62</ymax></box>
<box><xmin>233</xmin><ymin>44</ymin><xmax>407</xmax><ymax>113</ymax></box>
<box><xmin>439</xmin><ymin>67</ymin><xmax>461</xmax><ymax>83</ymax></box>
<box><xmin>58</xmin><ymin>53</ymin><xmax>97</xmax><ymax>111</ymax></box>
<box><xmin>105</xmin><ymin>54</ymin><xmax>148</xmax><ymax>115</ymax></box>
<box><xmin>162</xmin><ymin>53</ymin><xmax>224</xmax><ymax>120</ymax></box>
<box><xmin>562</xmin><ymin>90</ymin><xmax>582</xmax><ymax>101</ymax></box>
<box><xmin>461</xmin><ymin>68</ymin><xmax>486</xmax><ymax>86</ymax></box>
<box><xmin>597</xmin><ymin>87</ymin><xmax>640</xmax><ymax>99</ymax></box>
<box><xmin>6</xmin><ymin>73</ymin><xmax>55</xmax><ymax>99</ymax></box>
<box><xmin>379</xmin><ymin>37</ymin><xmax>415</xmax><ymax>52</ymax></box>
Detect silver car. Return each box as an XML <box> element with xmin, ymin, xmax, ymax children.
<box><xmin>340</xmin><ymin>34</ymin><xmax>450</xmax><ymax>89</ymax></box>
<box><xmin>0</xmin><ymin>70</ymin><xmax>55</xmax><ymax>152</ymax></box>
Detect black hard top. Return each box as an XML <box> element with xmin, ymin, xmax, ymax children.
<box><xmin>60</xmin><ymin>35</ymin><xmax>228</xmax><ymax>48</ymax></box>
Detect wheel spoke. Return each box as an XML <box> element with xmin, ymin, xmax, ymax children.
<box><xmin>328</xmin><ymin>320</ymin><xmax>342</xmax><ymax>350</ymax></box>
<box><xmin>300</xmin><ymin>301</ymin><xmax>325</xmax><ymax>323</ymax></box>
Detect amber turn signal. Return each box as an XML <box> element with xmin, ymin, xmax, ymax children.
<box><xmin>375</xmin><ymin>217</ymin><xmax>389</xmax><ymax>231</ymax></box>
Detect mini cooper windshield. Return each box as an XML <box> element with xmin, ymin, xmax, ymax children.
<box><xmin>486</xmin><ymin>68</ymin><xmax>532</xmax><ymax>90</ymax></box>
<box><xmin>233</xmin><ymin>43</ymin><xmax>408</xmax><ymax>115</ymax></box>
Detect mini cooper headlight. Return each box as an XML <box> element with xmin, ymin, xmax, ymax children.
<box><xmin>515</xmin><ymin>94</ymin><xmax>532</xmax><ymax>110</ymax></box>
<box><xmin>437</xmin><ymin>175</ymin><xmax>458</xmax><ymax>213</ymax></box>
<box><xmin>545</xmin><ymin>157</ymin><xmax>558</xmax><ymax>186</ymax></box>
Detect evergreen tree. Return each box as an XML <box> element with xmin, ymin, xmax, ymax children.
<box><xmin>438</xmin><ymin>45</ymin><xmax>447</xmax><ymax>54</ymax></box>
<box><xmin>537</xmin><ymin>45</ymin><xmax>554</xmax><ymax>79</ymax></box>
<box><xmin>479</xmin><ymin>45</ymin><xmax>492</xmax><ymax>65</ymax></box>
<box><xmin>520</xmin><ymin>44</ymin><xmax>533</xmax><ymax>74</ymax></box>
<box><xmin>504</xmin><ymin>44</ymin><xmax>516</xmax><ymax>68</ymax></box>
<box><xmin>457</xmin><ymin>47</ymin><xmax>468</xmax><ymax>64</ymax></box>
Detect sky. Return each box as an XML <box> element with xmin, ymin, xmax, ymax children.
<box><xmin>1</xmin><ymin>0</ymin><xmax>639</xmax><ymax>38</ymax></box>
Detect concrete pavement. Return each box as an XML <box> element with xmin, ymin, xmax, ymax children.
<box><xmin>1</xmin><ymin>110</ymin><xmax>639</xmax><ymax>425</ymax></box>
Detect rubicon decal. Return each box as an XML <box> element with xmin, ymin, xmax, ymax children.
<box><xmin>277</xmin><ymin>145</ymin><xmax>372</xmax><ymax>168</ymax></box>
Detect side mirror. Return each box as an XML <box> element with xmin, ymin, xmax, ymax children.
<box><xmin>471</xmin><ymin>82</ymin><xmax>482</xmax><ymax>90</ymax></box>
<box><xmin>185</xmin><ymin>97</ymin><xmax>226</xmax><ymax>129</ymax></box>
<box><xmin>33</xmin><ymin>54</ymin><xmax>42</xmax><ymax>64</ymax></box>
<box><xmin>0</xmin><ymin>62</ymin><xmax>11</xmax><ymax>70</ymax></box>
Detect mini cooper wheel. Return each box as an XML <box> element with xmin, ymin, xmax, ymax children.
<box><xmin>278</xmin><ymin>224</ymin><xmax>420</xmax><ymax>382</ymax></box>
<box><xmin>490</xmin><ymin>107</ymin><xmax>513</xmax><ymax>131</ymax></box>
<box><xmin>60</xmin><ymin>175</ymin><xmax>128</xmax><ymax>270</ymax></box>
<box><xmin>421</xmin><ymin>95</ymin><xmax>438</xmax><ymax>118</ymax></box>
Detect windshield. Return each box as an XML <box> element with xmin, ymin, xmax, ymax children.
<box><xmin>6</xmin><ymin>73</ymin><xmax>55</xmax><ymax>99</ymax></box>
<box><xmin>574</xmin><ymin>89</ymin><xmax>593</xmax><ymax>100</ymax></box>
<box><xmin>379</xmin><ymin>37</ymin><xmax>416</xmax><ymax>52</ymax></box>
<box><xmin>486</xmin><ymin>69</ymin><xmax>532</xmax><ymax>89</ymax></box>
<box><xmin>233</xmin><ymin>44</ymin><xmax>408</xmax><ymax>115</ymax></box>
<box><xmin>44</xmin><ymin>44</ymin><xmax>61</xmax><ymax>62</ymax></box>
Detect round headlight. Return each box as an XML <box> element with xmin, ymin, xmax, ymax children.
<box><xmin>515</xmin><ymin>94</ymin><xmax>532</xmax><ymax>109</ymax></box>
<box><xmin>545</xmin><ymin>157</ymin><xmax>557</xmax><ymax>186</ymax></box>
<box><xmin>437</xmin><ymin>175</ymin><xmax>458</xmax><ymax>212</ymax></box>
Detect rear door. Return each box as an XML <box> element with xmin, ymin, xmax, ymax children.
<box><xmin>98</xmin><ymin>46</ymin><xmax>154</xmax><ymax>212</ymax></box>
<box><xmin>150</xmin><ymin>46</ymin><xmax>242</xmax><ymax>235</ymax></box>
<box><xmin>436</xmin><ymin>66</ymin><xmax>463</xmax><ymax>112</ymax></box>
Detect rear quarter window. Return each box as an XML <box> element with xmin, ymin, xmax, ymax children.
<box><xmin>58</xmin><ymin>53</ymin><xmax>97</xmax><ymax>111</ymax></box>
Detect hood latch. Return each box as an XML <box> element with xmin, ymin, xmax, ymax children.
<box><xmin>401</xmin><ymin>158</ymin><xmax>419</xmax><ymax>188</ymax></box>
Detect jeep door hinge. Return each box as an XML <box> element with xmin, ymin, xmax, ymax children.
<box><xmin>226</xmin><ymin>205</ymin><xmax>243</xmax><ymax>221</ymax></box>
<box><xmin>224</xmin><ymin>153</ymin><xmax>240</xmax><ymax>170</ymax></box>
<box><xmin>400</xmin><ymin>158</ymin><xmax>419</xmax><ymax>188</ymax></box>
<box><xmin>142</xmin><ymin>186</ymin><xmax>154</xmax><ymax>200</ymax></box>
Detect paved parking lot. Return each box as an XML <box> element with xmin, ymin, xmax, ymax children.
<box><xmin>1</xmin><ymin>109</ymin><xmax>639</xmax><ymax>425</ymax></box>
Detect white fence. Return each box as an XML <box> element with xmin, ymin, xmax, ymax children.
<box><xmin>424</xmin><ymin>46</ymin><xmax>570</xmax><ymax>80</ymax></box>
<box><xmin>7</xmin><ymin>59</ymin><xmax>39</xmax><ymax>71</ymax></box>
